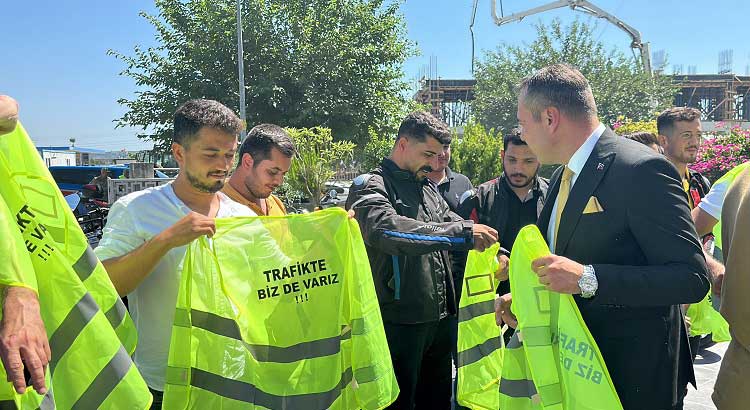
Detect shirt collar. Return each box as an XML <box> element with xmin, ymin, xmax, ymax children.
<box><xmin>566</xmin><ymin>123</ymin><xmax>605</xmax><ymax>176</ymax></box>
<box><xmin>222</xmin><ymin>181</ymin><xmax>271</xmax><ymax>215</ymax></box>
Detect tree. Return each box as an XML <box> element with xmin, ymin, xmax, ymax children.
<box><xmin>472</xmin><ymin>19</ymin><xmax>675</xmax><ymax>133</ymax></box>
<box><xmin>286</xmin><ymin>127</ymin><xmax>355</xmax><ymax>209</ymax></box>
<box><xmin>109</xmin><ymin>0</ymin><xmax>416</xmax><ymax>152</ymax></box>
<box><xmin>358</xmin><ymin>127</ymin><xmax>395</xmax><ymax>172</ymax></box>
<box><xmin>450</xmin><ymin>121</ymin><xmax>504</xmax><ymax>185</ymax></box>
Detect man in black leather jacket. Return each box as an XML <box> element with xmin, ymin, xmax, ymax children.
<box><xmin>346</xmin><ymin>111</ymin><xmax>497</xmax><ymax>409</ymax></box>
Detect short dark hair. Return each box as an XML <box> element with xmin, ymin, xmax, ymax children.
<box><xmin>519</xmin><ymin>63</ymin><xmax>597</xmax><ymax>121</ymax></box>
<box><xmin>397</xmin><ymin>111</ymin><xmax>452</xmax><ymax>145</ymax></box>
<box><xmin>237</xmin><ymin>124</ymin><xmax>296</xmax><ymax>167</ymax></box>
<box><xmin>173</xmin><ymin>99</ymin><xmax>243</xmax><ymax>147</ymax></box>
<box><xmin>624</xmin><ymin>131</ymin><xmax>659</xmax><ymax>147</ymax></box>
<box><xmin>657</xmin><ymin>107</ymin><xmax>701</xmax><ymax>137</ymax></box>
<box><xmin>503</xmin><ymin>127</ymin><xmax>527</xmax><ymax>151</ymax></box>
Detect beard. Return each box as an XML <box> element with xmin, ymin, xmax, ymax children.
<box><xmin>506</xmin><ymin>173</ymin><xmax>534</xmax><ymax>188</ymax></box>
<box><xmin>414</xmin><ymin>165</ymin><xmax>433</xmax><ymax>180</ymax></box>
<box><xmin>186</xmin><ymin>170</ymin><xmax>225</xmax><ymax>193</ymax></box>
<box><xmin>244</xmin><ymin>180</ymin><xmax>272</xmax><ymax>199</ymax></box>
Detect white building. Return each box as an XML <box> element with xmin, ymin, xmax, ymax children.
<box><xmin>38</xmin><ymin>149</ymin><xmax>77</xmax><ymax>167</ymax></box>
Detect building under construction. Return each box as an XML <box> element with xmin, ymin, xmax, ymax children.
<box><xmin>413</xmin><ymin>78</ymin><xmax>476</xmax><ymax>128</ymax></box>
<box><xmin>413</xmin><ymin>74</ymin><xmax>750</xmax><ymax>126</ymax></box>
<box><xmin>672</xmin><ymin>74</ymin><xmax>750</xmax><ymax>122</ymax></box>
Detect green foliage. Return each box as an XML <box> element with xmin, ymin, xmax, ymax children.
<box><xmin>359</xmin><ymin>127</ymin><xmax>395</xmax><ymax>172</ymax></box>
<box><xmin>109</xmin><ymin>0</ymin><xmax>416</xmax><ymax>152</ymax></box>
<box><xmin>286</xmin><ymin>127</ymin><xmax>355</xmax><ymax>208</ymax></box>
<box><xmin>473</xmin><ymin>18</ymin><xmax>675</xmax><ymax>132</ymax></box>
<box><xmin>450</xmin><ymin>121</ymin><xmax>504</xmax><ymax>185</ymax></box>
<box><xmin>612</xmin><ymin>117</ymin><xmax>658</xmax><ymax>136</ymax></box>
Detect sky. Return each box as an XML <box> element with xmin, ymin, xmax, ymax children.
<box><xmin>3</xmin><ymin>0</ymin><xmax>749</xmax><ymax>151</ymax></box>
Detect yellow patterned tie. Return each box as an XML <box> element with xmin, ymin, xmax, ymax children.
<box><xmin>553</xmin><ymin>166</ymin><xmax>574</xmax><ymax>250</ymax></box>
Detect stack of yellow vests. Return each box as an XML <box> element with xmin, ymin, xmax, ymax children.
<box><xmin>163</xmin><ymin>208</ymin><xmax>398</xmax><ymax>409</ymax></box>
<box><xmin>0</xmin><ymin>124</ymin><xmax>150</xmax><ymax>409</ymax></box>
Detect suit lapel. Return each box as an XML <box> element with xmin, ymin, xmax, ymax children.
<box><xmin>537</xmin><ymin>165</ymin><xmax>563</xmax><ymax>235</ymax></box>
<box><xmin>555</xmin><ymin>130</ymin><xmax>618</xmax><ymax>254</ymax></box>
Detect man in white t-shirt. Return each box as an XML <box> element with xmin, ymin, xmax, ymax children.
<box><xmin>95</xmin><ymin>99</ymin><xmax>255</xmax><ymax>407</ymax></box>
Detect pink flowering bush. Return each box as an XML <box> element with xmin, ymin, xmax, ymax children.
<box><xmin>692</xmin><ymin>125</ymin><xmax>750</xmax><ymax>182</ymax></box>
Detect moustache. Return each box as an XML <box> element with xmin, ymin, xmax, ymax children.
<box><xmin>207</xmin><ymin>171</ymin><xmax>228</xmax><ymax>177</ymax></box>
<box><xmin>510</xmin><ymin>173</ymin><xmax>529</xmax><ymax>179</ymax></box>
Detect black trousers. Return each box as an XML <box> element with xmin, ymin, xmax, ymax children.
<box><xmin>384</xmin><ymin>318</ymin><xmax>453</xmax><ymax>410</ymax></box>
<box><xmin>149</xmin><ymin>388</ymin><xmax>163</xmax><ymax>409</ymax></box>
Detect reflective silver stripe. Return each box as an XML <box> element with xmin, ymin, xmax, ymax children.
<box><xmin>70</xmin><ymin>346</ymin><xmax>133</xmax><ymax>410</ymax></box>
<box><xmin>457</xmin><ymin>336</ymin><xmax>503</xmax><ymax>368</ymax></box>
<box><xmin>38</xmin><ymin>387</ymin><xmax>55</xmax><ymax>410</ymax></box>
<box><xmin>349</xmin><ymin>193</ymin><xmax>387</xmax><ymax>209</ymax></box>
<box><xmin>351</xmin><ymin>318</ymin><xmax>365</xmax><ymax>335</ymax></box>
<box><xmin>173</xmin><ymin>308</ymin><xmax>191</xmax><ymax>328</ymax></box>
<box><xmin>354</xmin><ymin>366</ymin><xmax>378</xmax><ymax>384</ymax></box>
<box><xmin>49</xmin><ymin>293</ymin><xmax>99</xmax><ymax>371</ymax></box>
<box><xmin>458</xmin><ymin>299</ymin><xmax>495</xmax><ymax>323</ymax></box>
<box><xmin>190</xmin><ymin>309</ymin><xmax>241</xmax><ymax>339</ymax></box>
<box><xmin>104</xmin><ymin>299</ymin><xmax>128</xmax><ymax>329</ymax></box>
<box><xmin>191</xmin><ymin>309</ymin><xmax>350</xmax><ymax>363</ymax></box>
<box><xmin>191</xmin><ymin>366</ymin><xmax>352</xmax><ymax>409</ymax></box>
<box><xmin>72</xmin><ymin>247</ymin><xmax>98</xmax><ymax>281</ymax></box>
<box><xmin>507</xmin><ymin>331</ymin><xmax>522</xmax><ymax>349</ymax></box>
<box><xmin>246</xmin><ymin>335</ymin><xmax>342</xmax><ymax>363</ymax></box>
<box><xmin>520</xmin><ymin>326</ymin><xmax>552</xmax><ymax>347</ymax></box>
<box><xmin>499</xmin><ymin>378</ymin><xmax>537</xmax><ymax>398</ymax></box>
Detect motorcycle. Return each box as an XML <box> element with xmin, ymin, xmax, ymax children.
<box><xmin>65</xmin><ymin>187</ymin><xmax>109</xmax><ymax>247</ymax></box>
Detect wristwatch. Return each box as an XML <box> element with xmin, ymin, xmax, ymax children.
<box><xmin>578</xmin><ymin>265</ymin><xmax>598</xmax><ymax>298</ymax></box>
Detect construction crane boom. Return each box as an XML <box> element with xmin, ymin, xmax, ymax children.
<box><xmin>489</xmin><ymin>0</ymin><xmax>652</xmax><ymax>76</ymax></box>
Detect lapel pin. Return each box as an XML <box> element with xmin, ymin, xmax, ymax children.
<box><xmin>596</xmin><ymin>162</ymin><xmax>604</xmax><ymax>170</ymax></box>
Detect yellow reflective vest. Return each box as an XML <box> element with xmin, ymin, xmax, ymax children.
<box><xmin>456</xmin><ymin>243</ymin><xmax>504</xmax><ymax>410</ymax></box>
<box><xmin>164</xmin><ymin>208</ymin><xmax>398</xmax><ymax>409</ymax></box>
<box><xmin>711</xmin><ymin>161</ymin><xmax>750</xmax><ymax>252</ymax></box>
<box><xmin>500</xmin><ymin>225</ymin><xmax>622</xmax><ymax>410</ymax></box>
<box><xmin>0</xmin><ymin>124</ymin><xmax>151</xmax><ymax>409</ymax></box>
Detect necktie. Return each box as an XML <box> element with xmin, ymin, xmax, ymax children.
<box><xmin>553</xmin><ymin>166</ymin><xmax>574</xmax><ymax>250</ymax></box>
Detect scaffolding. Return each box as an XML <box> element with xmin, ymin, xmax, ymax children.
<box><xmin>673</xmin><ymin>74</ymin><xmax>750</xmax><ymax>122</ymax></box>
<box><xmin>413</xmin><ymin>78</ymin><xmax>477</xmax><ymax>128</ymax></box>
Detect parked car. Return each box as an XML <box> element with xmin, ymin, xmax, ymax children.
<box><xmin>49</xmin><ymin>165</ymin><xmax>168</xmax><ymax>195</ymax></box>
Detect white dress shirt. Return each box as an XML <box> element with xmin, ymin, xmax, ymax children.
<box><xmin>547</xmin><ymin>123</ymin><xmax>606</xmax><ymax>251</ymax></box>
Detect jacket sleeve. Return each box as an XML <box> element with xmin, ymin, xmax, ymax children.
<box><xmin>591</xmin><ymin>157</ymin><xmax>711</xmax><ymax>306</ymax></box>
<box><xmin>346</xmin><ymin>176</ymin><xmax>474</xmax><ymax>256</ymax></box>
<box><xmin>456</xmin><ymin>188</ymin><xmax>480</xmax><ymax>222</ymax></box>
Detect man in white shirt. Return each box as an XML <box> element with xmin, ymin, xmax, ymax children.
<box><xmin>95</xmin><ymin>99</ymin><xmax>256</xmax><ymax>407</ymax></box>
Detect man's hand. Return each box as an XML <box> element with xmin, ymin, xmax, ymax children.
<box><xmin>495</xmin><ymin>254</ymin><xmax>509</xmax><ymax>281</ymax></box>
<box><xmin>472</xmin><ymin>224</ymin><xmax>498</xmax><ymax>252</ymax></box>
<box><xmin>0</xmin><ymin>95</ymin><xmax>19</xmax><ymax>135</ymax></box>
<box><xmin>155</xmin><ymin>212</ymin><xmax>216</xmax><ymax>249</ymax></box>
<box><xmin>494</xmin><ymin>293</ymin><xmax>517</xmax><ymax>328</ymax></box>
<box><xmin>0</xmin><ymin>287</ymin><xmax>50</xmax><ymax>394</ymax></box>
<box><xmin>347</xmin><ymin>209</ymin><xmax>355</xmax><ymax>219</ymax></box>
<box><xmin>713</xmin><ymin>271</ymin><xmax>724</xmax><ymax>296</ymax></box>
<box><xmin>532</xmin><ymin>254</ymin><xmax>584</xmax><ymax>294</ymax></box>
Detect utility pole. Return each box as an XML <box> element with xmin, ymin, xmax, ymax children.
<box><xmin>236</xmin><ymin>0</ymin><xmax>247</xmax><ymax>140</ymax></box>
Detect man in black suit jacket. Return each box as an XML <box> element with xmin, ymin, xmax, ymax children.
<box><xmin>495</xmin><ymin>64</ymin><xmax>710</xmax><ymax>410</ymax></box>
